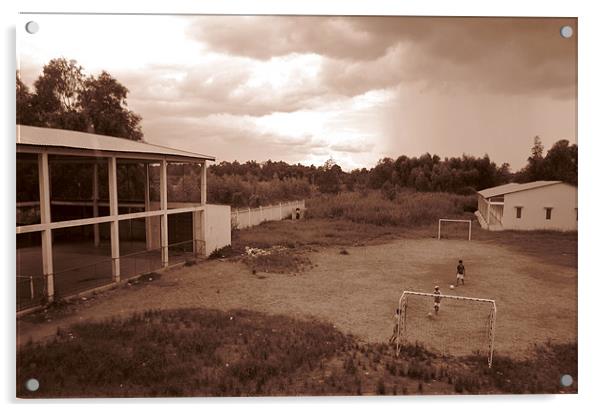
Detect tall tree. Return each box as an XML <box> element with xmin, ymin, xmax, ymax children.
<box><xmin>543</xmin><ymin>139</ymin><xmax>578</xmax><ymax>185</ymax></box>
<box><xmin>31</xmin><ymin>58</ymin><xmax>86</xmax><ymax>131</ymax></box>
<box><xmin>80</xmin><ymin>71</ymin><xmax>143</xmax><ymax>141</ymax></box>
<box><xmin>16</xmin><ymin>57</ymin><xmax>143</xmax><ymax>141</ymax></box>
<box><xmin>16</xmin><ymin>74</ymin><xmax>35</xmax><ymax>125</ymax></box>
<box><xmin>316</xmin><ymin>159</ymin><xmax>342</xmax><ymax>194</ymax></box>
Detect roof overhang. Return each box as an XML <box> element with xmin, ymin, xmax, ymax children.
<box><xmin>16</xmin><ymin>125</ymin><xmax>215</xmax><ymax>163</ymax></box>
<box><xmin>478</xmin><ymin>181</ymin><xmax>564</xmax><ymax>198</ymax></box>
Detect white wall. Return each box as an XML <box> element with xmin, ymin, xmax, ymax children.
<box><xmin>501</xmin><ymin>183</ymin><xmax>577</xmax><ymax>231</ymax></box>
<box><xmin>202</xmin><ymin>204</ymin><xmax>232</xmax><ymax>255</ymax></box>
<box><xmin>231</xmin><ymin>200</ymin><xmax>305</xmax><ymax>230</ymax></box>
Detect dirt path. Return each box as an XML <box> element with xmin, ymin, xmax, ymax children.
<box><xmin>17</xmin><ymin>237</ymin><xmax>576</xmax><ymax>359</ymax></box>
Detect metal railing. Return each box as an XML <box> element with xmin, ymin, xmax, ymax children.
<box><xmin>119</xmin><ymin>248</ymin><xmax>163</xmax><ymax>281</ymax></box>
<box><xmin>17</xmin><ymin>275</ymin><xmax>46</xmax><ymax>311</ymax></box>
<box><xmin>17</xmin><ymin>239</ymin><xmax>205</xmax><ymax>312</ymax></box>
<box><xmin>53</xmin><ymin>258</ymin><xmax>114</xmax><ymax>298</ymax></box>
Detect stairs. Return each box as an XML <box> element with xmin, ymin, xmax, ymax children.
<box><xmin>474</xmin><ymin>211</ymin><xmax>504</xmax><ymax>231</ymax></box>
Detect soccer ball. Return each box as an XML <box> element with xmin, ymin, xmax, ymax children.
<box><xmin>449</xmin><ymin>285</ymin><xmax>455</xmax><ymax>290</ymax></box>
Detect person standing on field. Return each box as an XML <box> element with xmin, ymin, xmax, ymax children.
<box><xmin>456</xmin><ymin>259</ymin><xmax>466</xmax><ymax>286</ymax></box>
<box><xmin>389</xmin><ymin>308</ymin><xmax>401</xmax><ymax>344</ymax></box>
<box><xmin>433</xmin><ymin>286</ymin><xmax>441</xmax><ymax>315</ymax></box>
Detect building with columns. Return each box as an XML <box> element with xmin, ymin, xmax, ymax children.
<box><xmin>16</xmin><ymin>125</ymin><xmax>231</xmax><ymax>311</ymax></box>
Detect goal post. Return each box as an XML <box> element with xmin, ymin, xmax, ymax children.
<box><xmin>395</xmin><ymin>290</ymin><xmax>497</xmax><ymax>367</ymax></box>
<box><xmin>438</xmin><ymin>219</ymin><xmax>472</xmax><ymax>240</ymax></box>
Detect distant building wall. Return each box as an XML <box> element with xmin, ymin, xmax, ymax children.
<box><xmin>501</xmin><ymin>183</ymin><xmax>577</xmax><ymax>231</ymax></box>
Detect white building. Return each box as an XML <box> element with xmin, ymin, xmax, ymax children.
<box><xmin>476</xmin><ymin>181</ymin><xmax>577</xmax><ymax>231</ymax></box>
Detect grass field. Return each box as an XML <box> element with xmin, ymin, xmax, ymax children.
<box><xmin>17</xmin><ymin>217</ymin><xmax>577</xmax><ymax>396</ymax></box>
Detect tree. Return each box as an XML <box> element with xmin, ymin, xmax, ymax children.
<box><xmin>81</xmin><ymin>71</ymin><xmax>143</xmax><ymax>140</ymax></box>
<box><xmin>16</xmin><ymin>57</ymin><xmax>143</xmax><ymax>141</ymax></box>
<box><xmin>542</xmin><ymin>139</ymin><xmax>578</xmax><ymax>185</ymax></box>
<box><xmin>316</xmin><ymin>159</ymin><xmax>342</xmax><ymax>194</ymax></box>
<box><xmin>16</xmin><ymin>74</ymin><xmax>35</xmax><ymax>125</ymax></box>
<box><xmin>516</xmin><ymin>137</ymin><xmax>578</xmax><ymax>185</ymax></box>
<box><xmin>521</xmin><ymin>136</ymin><xmax>545</xmax><ymax>182</ymax></box>
<box><xmin>31</xmin><ymin>58</ymin><xmax>86</xmax><ymax>131</ymax></box>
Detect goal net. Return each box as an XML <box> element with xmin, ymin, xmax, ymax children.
<box><xmin>395</xmin><ymin>291</ymin><xmax>496</xmax><ymax>367</ymax></box>
<box><xmin>438</xmin><ymin>219</ymin><xmax>472</xmax><ymax>240</ymax></box>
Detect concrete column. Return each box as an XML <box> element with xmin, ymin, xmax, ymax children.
<box><xmin>487</xmin><ymin>200</ymin><xmax>491</xmax><ymax>226</ymax></box>
<box><xmin>38</xmin><ymin>152</ymin><xmax>54</xmax><ymax>301</ymax></box>
<box><xmin>144</xmin><ymin>163</ymin><xmax>152</xmax><ymax>250</ymax></box>
<box><xmin>200</xmin><ymin>161</ymin><xmax>207</xmax><ymax>205</ymax></box>
<box><xmin>192</xmin><ymin>210</ymin><xmax>204</xmax><ymax>257</ymax></box>
<box><xmin>92</xmin><ymin>162</ymin><xmax>100</xmax><ymax>247</ymax></box>
<box><xmin>160</xmin><ymin>159</ymin><xmax>169</xmax><ymax>267</ymax></box>
<box><xmin>248</xmin><ymin>207</ymin><xmax>251</xmax><ymax>227</ymax></box>
<box><xmin>108</xmin><ymin>156</ymin><xmax>120</xmax><ymax>282</ymax></box>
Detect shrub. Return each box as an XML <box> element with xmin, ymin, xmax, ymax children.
<box><xmin>306</xmin><ymin>190</ymin><xmax>476</xmax><ymax>227</ymax></box>
<box><xmin>208</xmin><ymin>245</ymin><xmax>235</xmax><ymax>259</ymax></box>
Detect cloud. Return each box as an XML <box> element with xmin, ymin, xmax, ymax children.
<box><xmin>187</xmin><ymin>16</ymin><xmax>399</xmax><ymax>61</ymax></box>
<box><xmin>187</xmin><ymin>16</ymin><xmax>576</xmax><ymax>99</ymax></box>
<box><xmin>17</xmin><ymin>14</ymin><xmax>577</xmax><ymax>170</ymax></box>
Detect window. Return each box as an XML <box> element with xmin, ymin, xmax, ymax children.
<box><xmin>545</xmin><ymin>207</ymin><xmax>553</xmax><ymax>220</ymax></box>
<box><xmin>515</xmin><ymin>207</ymin><xmax>522</xmax><ymax>219</ymax></box>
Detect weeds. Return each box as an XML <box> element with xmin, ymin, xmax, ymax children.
<box><xmin>16</xmin><ymin>309</ymin><xmax>577</xmax><ymax>397</ymax></box>
<box><xmin>306</xmin><ymin>190</ymin><xmax>475</xmax><ymax>227</ymax></box>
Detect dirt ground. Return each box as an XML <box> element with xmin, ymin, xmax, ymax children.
<box><xmin>17</xmin><ymin>229</ymin><xmax>577</xmax><ymax>360</ymax></box>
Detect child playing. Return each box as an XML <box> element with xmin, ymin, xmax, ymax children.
<box><xmin>389</xmin><ymin>308</ymin><xmax>401</xmax><ymax>344</ymax></box>
<box><xmin>433</xmin><ymin>286</ymin><xmax>442</xmax><ymax>315</ymax></box>
<box><xmin>456</xmin><ymin>259</ymin><xmax>466</xmax><ymax>286</ymax></box>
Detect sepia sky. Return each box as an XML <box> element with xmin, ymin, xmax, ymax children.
<box><xmin>17</xmin><ymin>14</ymin><xmax>577</xmax><ymax>171</ymax></box>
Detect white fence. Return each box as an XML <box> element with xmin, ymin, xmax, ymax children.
<box><xmin>231</xmin><ymin>200</ymin><xmax>305</xmax><ymax>229</ymax></box>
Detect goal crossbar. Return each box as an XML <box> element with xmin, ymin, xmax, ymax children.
<box><xmin>396</xmin><ymin>290</ymin><xmax>497</xmax><ymax>367</ymax></box>
<box><xmin>398</xmin><ymin>291</ymin><xmax>496</xmax><ymax>306</ymax></box>
<box><xmin>438</xmin><ymin>219</ymin><xmax>472</xmax><ymax>240</ymax></box>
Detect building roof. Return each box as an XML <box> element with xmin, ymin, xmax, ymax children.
<box><xmin>478</xmin><ymin>181</ymin><xmax>563</xmax><ymax>198</ymax></box>
<box><xmin>16</xmin><ymin>125</ymin><xmax>215</xmax><ymax>162</ymax></box>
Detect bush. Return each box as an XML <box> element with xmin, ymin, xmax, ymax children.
<box><xmin>306</xmin><ymin>190</ymin><xmax>476</xmax><ymax>227</ymax></box>
<box><xmin>208</xmin><ymin>245</ymin><xmax>235</xmax><ymax>259</ymax></box>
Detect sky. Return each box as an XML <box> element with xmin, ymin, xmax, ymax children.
<box><xmin>17</xmin><ymin>14</ymin><xmax>577</xmax><ymax>171</ymax></box>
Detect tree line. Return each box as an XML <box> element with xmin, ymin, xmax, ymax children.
<box><xmin>207</xmin><ymin>136</ymin><xmax>577</xmax><ymax>199</ymax></box>
<box><xmin>17</xmin><ymin>58</ymin><xmax>577</xmax><ymax>209</ymax></box>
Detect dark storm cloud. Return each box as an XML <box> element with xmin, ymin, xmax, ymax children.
<box><xmin>188</xmin><ymin>16</ymin><xmax>576</xmax><ymax>99</ymax></box>
<box><xmin>186</xmin><ymin>16</ymin><xmax>398</xmax><ymax>61</ymax></box>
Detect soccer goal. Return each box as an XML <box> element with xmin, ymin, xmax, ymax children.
<box><xmin>438</xmin><ymin>219</ymin><xmax>472</xmax><ymax>240</ymax></box>
<box><xmin>395</xmin><ymin>291</ymin><xmax>497</xmax><ymax>367</ymax></box>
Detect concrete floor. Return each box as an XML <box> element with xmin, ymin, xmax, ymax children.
<box><xmin>16</xmin><ymin>241</ymin><xmax>192</xmax><ymax>309</ymax></box>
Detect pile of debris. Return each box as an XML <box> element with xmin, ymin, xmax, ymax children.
<box><xmin>242</xmin><ymin>245</ymin><xmax>311</xmax><ymax>275</ymax></box>
<box><xmin>244</xmin><ymin>246</ymin><xmax>287</xmax><ymax>257</ymax></box>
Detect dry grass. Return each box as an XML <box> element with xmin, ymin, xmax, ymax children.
<box><xmin>17</xmin><ymin>308</ymin><xmax>576</xmax><ymax>397</ymax></box>
<box><xmin>473</xmin><ymin>229</ymin><xmax>577</xmax><ymax>269</ymax></box>
<box><xmin>232</xmin><ymin>219</ymin><xmax>404</xmax><ymax>250</ymax></box>
<box><xmin>306</xmin><ymin>191</ymin><xmax>476</xmax><ymax>227</ymax></box>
